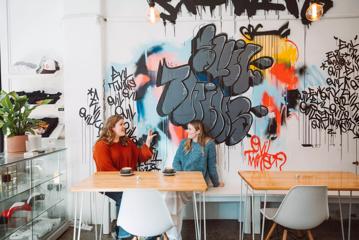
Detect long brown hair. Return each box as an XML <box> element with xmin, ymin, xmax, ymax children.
<box><xmin>97</xmin><ymin>115</ymin><xmax>129</xmax><ymax>145</ymax></box>
<box><xmin>184</xmin><ymin>120</ymin><xmax>209</xmax><ymax>154</ymax></box>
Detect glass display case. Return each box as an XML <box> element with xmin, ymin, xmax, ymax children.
<box><xmin>0</xmin><ymin>148</ymin><xmax>68</xmax><ymax>240</ymax></box>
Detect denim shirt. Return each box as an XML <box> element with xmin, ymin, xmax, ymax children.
<box><xmin>172</xmin><ymin>139</ymin><xmax>220</xmax><ymax>187</ymax></box>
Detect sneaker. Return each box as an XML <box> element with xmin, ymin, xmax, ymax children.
<box><xmin>111</xmin><ymin>230</ymin><xmax>132</xmax><ymax>240</ymax></box>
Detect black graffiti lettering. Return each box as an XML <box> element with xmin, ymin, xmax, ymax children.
<box><xmin>138</xmin><ymin>149</ymin><xmax>162</xmax><ymax>171</ymax></box>
<box><xmin>300</xmin><ymin>36</ymin><xmax>359</xmax><ymax>138</ymax></box>
<box><xmin>154</xmin><ymin>0</ymin><xmax>333</xmax><ymax>26</ymax></box>
<box><xmin>240</xmin><ymin>22</ymin><xmax>290</xmax><ymax>41</ymax></box>
<box><xmin>109</xmin><ymin>67</ymin><xmax>136</xmax><ymax>101</ymax></box>
<box><xmin>350</xmin><ymin>79</ymin><xmax>359</xmax><ymax>90</ymax></box>
<box><xmin>79</xmin><ymin>88</ymin><xmax>103</xmax><ymax>136</ymax></box>
<box><xmin>104</xmin><ymin>66</ymin><xmax>139</xmax><ymax>143</ymax></box>
<box><xmin>79</xmin><ymin>107</ymin><xmax>87</xmax><ymax>119</ymax></box>
<box><xmin>115</xmin><ymin>104</ymin><xmax>136</xmax><ymax>120</ymax></box>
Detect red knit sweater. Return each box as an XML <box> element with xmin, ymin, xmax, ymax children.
<box><xmin>93</xmin><ymin>139</ymin><xmax>153</xmax><ymax>171</ymax></box>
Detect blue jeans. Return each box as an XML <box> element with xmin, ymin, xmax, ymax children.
<box><xmin>104</xmin><ymin>192</ymin><xmax>160</xmax><ymax>240</ymax></box>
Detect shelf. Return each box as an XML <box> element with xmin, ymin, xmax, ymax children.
<box><xmin>7</xmin><ymin>71</ymin><xmax>63</xmax><ymax>80</ymax></box>
<box><xmin>0</xmin><ymin>172</ymin><xmax>64</xmax><ymax>206</ymax></box>
<box><xmin>0</xmin><ymin>148</ymin><xmax>66</xmax><ymax>168</ymax></box>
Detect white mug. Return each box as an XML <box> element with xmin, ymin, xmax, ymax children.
<box><xmin>26</xmin><ymin>135</ymin><xmax>42</xmax><ymax>151</ymax></box>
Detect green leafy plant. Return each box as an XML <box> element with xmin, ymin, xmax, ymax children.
<box><xmin>0</xmin><ymin>90</ymin><xmax>50</xmax><ymax>137</ymax></box>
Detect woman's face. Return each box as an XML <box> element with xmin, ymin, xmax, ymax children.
<box><xmin>187</xmin><ymin>123</ymin><xmax>200</xmax><ymax>140</ymax></box>
<box><xmin>112</xmin><ymin>119</ymin><xmax>126</xmax><ymax>137</ymax></box>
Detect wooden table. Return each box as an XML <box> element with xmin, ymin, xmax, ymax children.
<box><xmin>71</xmin><ymin>171</ymin><xmax>207</xmax><ymax>192</ymax></box>
<box><xmin>238</xmin><ymin>171</ymin><xmax>359</xmax><ymax>240</ymax></box>
<box><xmin>71</xmin><ymin>171</ymin><xmax>208</xmax><ymax>240</ymax></box>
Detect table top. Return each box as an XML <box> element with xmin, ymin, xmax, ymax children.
<box><xmin>238</xmin><ymin>171</ymin><xmax>359</xmax><ymax>191</ymax></box>
<box><xmin>71</xmin><ymin>171</ymin><xmax>208</xmax><ymax>192</ymax></box>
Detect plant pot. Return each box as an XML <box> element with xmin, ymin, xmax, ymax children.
<box><xmin>6</xmin><ymin>135</ymin><xmax>28</xmax><ymax>153</ymax></box>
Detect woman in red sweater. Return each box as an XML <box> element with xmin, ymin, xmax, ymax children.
<box><xmin>93</xmin><ymin>115</ymin><xmax>156</xmax><ymax>240</ymax></box>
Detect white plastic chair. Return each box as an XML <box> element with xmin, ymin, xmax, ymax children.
<box><xmin>261</xmin><ymin>185</ymin><xmax>329</xmax><ymax>240</ymax></box>
<box><xmin>117</xmin><ymin>189</ymin><xmax>174</xmax><ymax>239</ymax></box>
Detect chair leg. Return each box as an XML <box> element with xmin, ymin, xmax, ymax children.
<box><xmin>282</xmin><ymin>229</ymin><xmax>288</xmax><ymax>240</ymax></box>
<box><xmin>264</xmin><ymin>223</ymin><xmax>277</xmax><ymax>240</ymax></box>
<box><xmin>307</xmin><ymin>230</ymin><xmax>314</xmax><ymax>240</ymax></box>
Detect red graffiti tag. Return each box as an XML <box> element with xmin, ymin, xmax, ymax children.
<box><xmin>243</xmin><ymin>135</ymin><xmax>287</xmax><ymax>171</ymax></box>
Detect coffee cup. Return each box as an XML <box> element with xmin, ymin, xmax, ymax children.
<box><xmin>163</xmin><ymin>167</ymin><xmax>175</xmax><ymax>174</ymax></box>
<box><xmin>120</xmin><ymin>167</ymin><xmax>132</xmax><ymax>174</ymax></box>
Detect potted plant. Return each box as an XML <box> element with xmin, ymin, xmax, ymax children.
<box><xmin>0</xmin><ymin>90</ymin><xmax>49</xmax><ymax>153</ymax></box>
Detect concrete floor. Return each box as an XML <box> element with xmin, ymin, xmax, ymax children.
<box><xmin>59</xmin><ymin>219</ymin><xmax>359</xmax><ymax>240</ymax></box>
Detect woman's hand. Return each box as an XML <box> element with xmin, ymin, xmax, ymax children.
<box><xmin>145</xmin><ymin>129</ymin><xmax>157</xmax><ymax>148</ymax></box>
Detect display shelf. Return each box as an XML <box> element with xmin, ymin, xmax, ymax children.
<box><xmin>0</xmin><ymin>149</ymin><xmax>67</xmax><ymax>240</ymax></box>
<box><xmin>2</xmin><ymin>200</ymin><xmax>65</xmax><ymax>240</ymax></box>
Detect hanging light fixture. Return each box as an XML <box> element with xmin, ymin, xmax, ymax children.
<box><xmin>147</xmin><ymin>0</ymin><xmax>160</xmax><ymax>24</ymax></box>
<box><xmin>306</xmin><ymin>1</ymin><xmax>325</xmax><ymax>22</ymax></box>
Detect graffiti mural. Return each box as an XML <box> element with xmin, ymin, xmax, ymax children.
<box><xmin>157</xmin><ymin>24</ymin><xmax>273</xmax><ymax>145</ymax></box>
<box><xmin>300</xmin><ymin>36</ymin><xmax>359</xmax><ymax>139</ymax></box>
<box><xmin>243</xmin><ymin>135</ymin><xmax>287</xmax><ymax>171</ymax></box>
<box><xmin>154</xmin><ymin>0</ymin><xmax>333</xmax><ymax>26</ymax></box>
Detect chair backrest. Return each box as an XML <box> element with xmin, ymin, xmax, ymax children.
<box><xmin>273</xmin><ymin>185</ymin><xmax>329</xmax><ymax>230</ymax></box>
<box><xmin>117</xmin><ymin>189</ymin><xmax>174</xmax><ymax>237</ymax></box>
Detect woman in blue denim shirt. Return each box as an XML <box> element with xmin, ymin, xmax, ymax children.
<box><xmin>165</xmin><ymin>120</ymin><xmax>223</xmax><ymax>240</ymax></box>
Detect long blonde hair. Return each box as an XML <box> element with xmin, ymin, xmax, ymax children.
<box><xmin>184</xmin><ymin>120</ymin><xmax>209</xmax><ymax>154</ymax></box>
<box><xmin>97</xmin><ymin>115</ymin><xmax>129</xmax><ymax>145</ymax></box>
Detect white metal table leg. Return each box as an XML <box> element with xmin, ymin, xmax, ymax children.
<box><xmin>243</xmin><ymin>183</ymin><xmax>249</xmax><ymax>239</ymax></box>
<box><xmin>193</xmin><ymin>192</ymin><xmax>200</xmax><ymax>240</ymax></box>
<box><xmin>93</xmin><ymin>192</ymin><xmax>98</xmax><ymax>240</ymax></box>
<box><xmin>251</xmin><ymin>191</ymin><xmax>254</xmax><ymax>240</ymax></box>
<box><xmin>73</xmin><ymin>193</ymin><xmax>78</xmax><ymax>240</ymax></box>
<box><xmin>261</xmin><ymin>191</ymin><xmax>267</xmax><ymax>240</ymax></box>
<box><xmin>348</xmin><ymin>191</ymin><xmax>352</xmax><ymax>240</ymax></box>
<box><xmin>203</xmin><ymin>192</ymin><xmax>206</xmax><ymax>240</ymax></box>
<box><xmin>338</xmin><ymin>191</ymin><xmax>345</xmax><ymax>240</ymax></box>
<box><xmin>239</xmin><ymin>178</ymin><xmax>243</xmax><ymax>240</ymax></box>
<box><xmin>100</xmin><ymin>192</ymin><xmax>106</xmax><ymax>240</ymax></box>
<box><xmin>199</xmin><ymin>192</ymin><xmax>202</xmax><ymax>237</ymax></box>
<box><xmin>77</xmin><ymin>192</ymin><xmax>84</xmax><ymax>240</ymax></box>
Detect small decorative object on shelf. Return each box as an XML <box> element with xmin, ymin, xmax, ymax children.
<box><xmin>0</xmin><ymin>148</ymin><xmax>68</xmax><ymax>239</ymax></box>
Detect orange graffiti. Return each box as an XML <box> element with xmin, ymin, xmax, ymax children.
<box><xmin>134</xmin><ymin>74</ymin><xmax>150</xmax><ymax>90</ymax></box>
<box><xmin>169</xmin><ymin>123</ymin><xmax>188</xmax><ymax>146</ymax></box>
<box><xmin>270</xmin><ymin>63</ymin><xmax>299</xmax><ymax>90</ymax></box>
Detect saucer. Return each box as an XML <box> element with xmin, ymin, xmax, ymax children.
<box><xmin>120</xmin><ymin>172</ymin><xmax>134</xmax><ymax>176</ymax></box>
<box><xmin>163</xmin><ymin>172</ymin><xmax>176</xmax><ymax>176</ymax></box>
